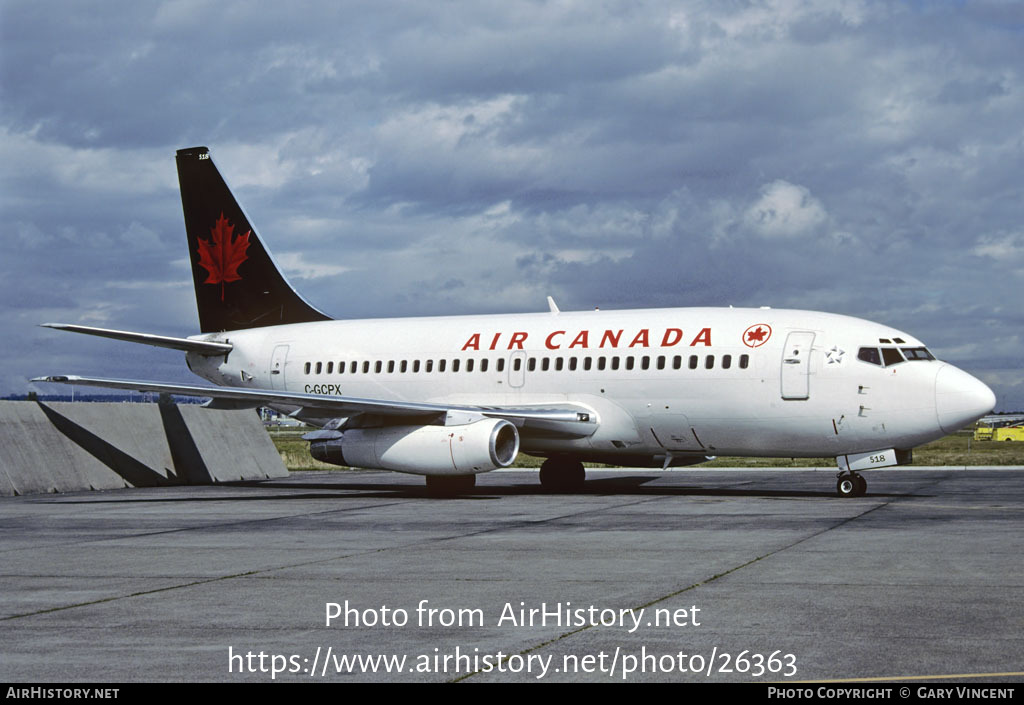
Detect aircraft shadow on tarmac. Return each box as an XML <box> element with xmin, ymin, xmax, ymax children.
<box><xmin>225</xmin><ymin>474</ymin><xmax>917</xmax><ymax>500</ymax></box>
<box><xmin>230</xmin><ymin>475</ymin><xmax>843</xmax><ymax>499</ymax></box>
<box><xmin>41</xmin><ymin>475</ymin><xmax>918</xmax><ymax>503</ymax></box>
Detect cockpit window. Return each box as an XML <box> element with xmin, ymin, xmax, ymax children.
<box><xmin>858</xmin><ymin>347</ymin><xmax>882</xmax><ymax>365</ymax></box>
<box><xmin>860</xmin><ymin>346</ymin><xmax>921</xmax><ymax>367</ymax></box>
<box><xmin>901</xmin><ymin>347</ymin><xmax>935</xmax><ymax>361</ymax></box>
<box><xmin>881</xmin><ymin>347</ymin><xmax>905</xmax><ymax>366</ymax></box>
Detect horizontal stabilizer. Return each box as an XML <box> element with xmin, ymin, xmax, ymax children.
<box><xmin>40</xmin><ymin>324</ymin><xmax>232</xmax><ymax>355</ymax></box>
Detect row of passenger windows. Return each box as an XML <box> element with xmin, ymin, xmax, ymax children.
<box><xmin>303</xmin><ymin>353</ymin><xmax>751</xmax><ymax>376</ymax></box>
<box><xmin>857</xmin><ymin>346</ymin><xmax>935</xmax><ymax>367</ymax></box>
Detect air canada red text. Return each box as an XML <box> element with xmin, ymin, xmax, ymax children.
<box><xmin>461</xmin><ymin>328</ymin><xmax>713</xmax><ymax>351</ymax></box>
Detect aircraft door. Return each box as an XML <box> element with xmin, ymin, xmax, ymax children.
<box><xmin>648</xmin><ymin>411</ymin><xmax>702</xmax><ymax>452</ymax></box>
<box><xmin>270</xmin><ymin>344</ymin><xmax>289</xmax><ymax>390</ymax></box>
<box><xmin>508</xmin><ymin>350</ymin><xmax>526</xmax><ymax>388</ymax></box>
<box><xmin>780</xmin><ymin>332</ymin><xmax>815</xmax><ymax>400</ymax></box>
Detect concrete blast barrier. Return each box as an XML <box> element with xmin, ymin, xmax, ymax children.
<box><xmin>0</xmin><ymin>401</ymin><xmax>288</xmax><ymax>496</ymax></box>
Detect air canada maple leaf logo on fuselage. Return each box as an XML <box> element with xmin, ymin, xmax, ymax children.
<box><xmin>196</xmin><ymin>212</ymin><xmax>251</xmax><ymax>301</ymax></box>
<box><xmin>742</xmin><ymin>323</ymin><xmax>772</xmax><ymax>348</ymax></box>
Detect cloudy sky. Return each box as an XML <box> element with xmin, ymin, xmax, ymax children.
<box><xmin>2</xmin><ymin>0</ymin><xmax>1022</xmax><ymax>409</ymax></box>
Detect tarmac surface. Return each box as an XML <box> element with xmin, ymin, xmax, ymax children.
<box><xmin>1</xmin><ymin>466</ymin><xmax>1022</xmax><ymax>683</ymax></box>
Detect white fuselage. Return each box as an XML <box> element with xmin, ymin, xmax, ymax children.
<box><xmin>187</xmin><ymin>306</ymin><xmax>993</xmax><ymax>462</ymax></box>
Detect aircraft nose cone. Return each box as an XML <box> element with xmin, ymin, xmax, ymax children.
<box><xmin>935</xmin><ymin>364</ymin><xmax>996</xmax><ymax>434</ymax></box>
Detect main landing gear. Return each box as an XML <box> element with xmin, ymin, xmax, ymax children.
<box><xmin>539</xmin><ymin>456</ymin><xmax>586</xmax><ymax>492</ymax></box>
<box><xmin>836</xmin><ymin>471</ymin><xmax>867</xmax><ymax>498</ymax></box>
<box><xmin>425</xmin><ymin>474</ymin><xmax>476</xmax><ymax>496</ymax></box>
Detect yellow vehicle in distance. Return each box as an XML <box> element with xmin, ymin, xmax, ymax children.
<box><xmin>974</xmin><ymin>417</ymin><xmax>1024</xmax><ymax>442</ymax></box>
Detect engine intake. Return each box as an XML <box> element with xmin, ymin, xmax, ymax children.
<box><xmin>309</xmin><ymin>418</ymin><xmax>519</xmax><ymax>475</ymax></box>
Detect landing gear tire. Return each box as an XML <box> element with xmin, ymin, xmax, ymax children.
<box><xmin>836</xmin><ymin>472</ymin><xmax>866</xmax><ymax>498</ymax></box>
<box><xmin>539</xmin><ymin>457</ymin><xmax>586</xmax><ymax>492</ymax></box>
<box><xmin>425</xmin><ymin>474</ymin><xmax>476</xmax><ymax>496</ymax></box>
<box><xmin>854</xmin><ymin>474</ymin><xmax>867</xmax><ymax>496</ymax></box>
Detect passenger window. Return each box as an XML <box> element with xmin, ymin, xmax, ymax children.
<box><xmin>689</xmin><ymin>355</ymin><xmax>698</xmax><ymax>370</ymax></box>
<box><xmin>881</xmin><ymin>347</ymin><xmax>904</xmax><ymax>366</ymax></box>
<box><xmin>452</xmin><ymin>359</ymin><xmax>459</xmax><ymax>372</ymax></box>
<box><xmin>327</xmin><ymin>362</ymin><xmax>334</xmax><ymax>374</ymax></box>
<box><xmin>705</xmin><ymin>355</ymin><xmax>714</xmax><ymax>369</ymax></box>
<box><xmin>657</xmin><ymin>355</ymin><xmax>665</xmax><ymax>370</ymax></box>
<box><xmin>858</xmin><ymin>348</ymin><xmax>881</xmax><ymax>365</ymax></box>
<box><xmin>583</xmin><ymin>357</ymin><xmax>592</xmax><ymax>371</ymax></box>
<box><xmin>425</xmin><ymin>360</ymin><xmax>433</xmax><ymax>373</ymax></box>
<box><xmin>597</xmin><ymin>356</ymin><xmax>606</xmax><ymax>371</ymax></box>
<box><xmin>527</xmin><ymin>358</ymin><xmax>536</xmax><ymax>372</ymax></box>
<box><xmin>304</xmin><ymin>362</ymin><xmax>311</xmax><ymax>375</ymax></box>
<box><xmin>555</xmin><ymin>358</ymin><xmax>564</xmax><ymax>371</ymax></box>
<box><xmin>413</xmin><ymin>360</ymin><xmax>420</xmax><ymax>373</ymax></box>
<box><xmin>641</xmin><ymin>356</ymin><xmax>650</xmax><ymax>370</ymax></box>
<box><xmin>722</xmin><ymin>355</ymin><xmax>732</xmax><ymax>370</ymax></box>
<box><xmin>513</xmin><ymin>358</ymin><xmax>522</xmax><ymax>372</ymax></box>
<box><xmin>316</xmin><ymin>362</ymin><xmax>323</xmax><ymax>374</ymax></box>
<box><xmin>542</xmin><ymin>357</ymin><xmax>550</xmax><ymax>371</ymax></box>
<box><xmin>481</xmin><ymin>359</ymin><xmax>489</xmax><ymax>372</ymax></box>
<box><xmin>739</xmin><ymin>354</ymin><xmax>749</xmax><ymax>369</ymax></box>
<box><xmin>350</xmin><ymin>361</ymin><xmax>357</xmax><ymax>374</ymax></box>
<box><xmin>339</xmin><ymin>362</ymin><xmax>345</xmax><ymax>375</ymax></box>
<box><xmin>626</xmin><ymin>357</ymin><xmax>635</xmax><ymax>371</ymax></box>
<box><xmin>374</xmin><ymin>361</ymin><xmax>382</xmax><ymax>374</ymax></box>
<box><xmin>467</xmin><ymin>359</ymin><xmax>474</xmax><ymax>372</ymax></box>
<box><xmin>569</xmin><ymin>358</ymin><xmax>578</xmax><ymax>371</ymax></box>
<box><xmin>497</xmin><ymin>358</ymin><xmax>505</xmax><ymax>372</ymax></box>
<box><xmin>400</xmin><ymin>360</ymin><xmax>407</xmax><ymax>373</ymax></box>
<box><xmin>611</xmin><ymin>357</ymin><xmax>620</xmax><ymax>370</ymax></box>
<box><xmin>362</xmin><ymin>361</ymin><xmax>370</xmax><ymax>374</ymax></box>
<box><xmin>673</xmin><ymin>355</ymin><xmax>681</xmax><ymax>370</ymax></box>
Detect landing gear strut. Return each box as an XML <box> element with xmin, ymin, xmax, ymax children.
<box><xmin>539</xmin><ymin>456</ymin><xmax>586</xmax><ymax>492</ymax></box>
<box><xmin>425</xmin><ymin>474</ymin><xmax>476</xmax><ymax>496</ymax></box>
<box><xmin>836</xmin><ymin>472</ymin><xmax>867</xmax><ymax>498</ymax></box>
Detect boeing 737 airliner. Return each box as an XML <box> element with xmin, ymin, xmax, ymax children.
<box><xmin>35</xmin><ymin>147</ymin><xmax>996</xmax><ymax>496</ymax></box>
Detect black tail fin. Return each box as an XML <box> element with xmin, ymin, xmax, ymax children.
<box><xmin>176</xmin><ymin>146</ymin><xmax>331</xmax><ymax>333</ymax></box>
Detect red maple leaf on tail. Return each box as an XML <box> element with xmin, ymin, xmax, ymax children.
<box><xmin>196</xmin><ymin>212</ymin><xmax>251</xmax><ymax>301</ymax></box>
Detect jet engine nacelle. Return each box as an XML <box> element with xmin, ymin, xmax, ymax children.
<box><xmin>309</xmin><ymin>418</ymin><xmax>520</xmax><ymax>476</ymax></box>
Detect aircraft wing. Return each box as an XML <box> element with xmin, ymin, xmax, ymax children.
<box><xmin>31</xmin><ymin>375</ymin><xmax>598</xmax><ymax>438</ymax></box>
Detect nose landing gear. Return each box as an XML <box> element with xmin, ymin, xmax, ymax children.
<box><xmin>836</xmin><ymin>472</ymin><xmax>867</xmax><ymax>497</ymax></box>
